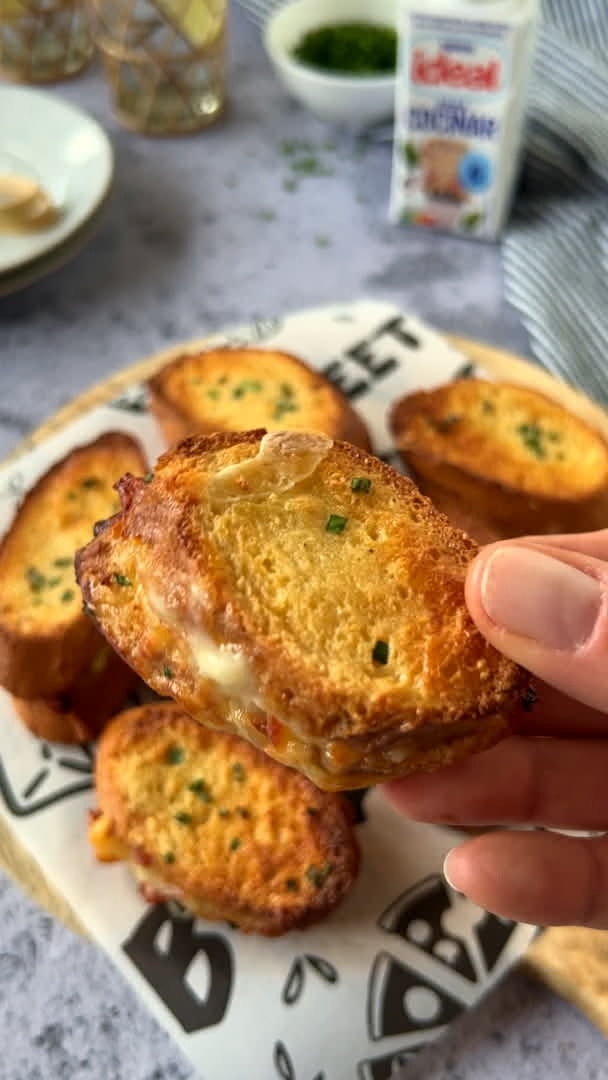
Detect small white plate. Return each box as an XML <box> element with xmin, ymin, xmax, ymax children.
<box><xmin>0</xmin><ymin>87</ymin><xmax>113</xmax><ymax>276</ymax></box>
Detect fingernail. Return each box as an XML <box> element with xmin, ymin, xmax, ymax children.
<box><xmin>480</xmin><ymin>547</ymin><xmax>601</xmax><ymax>651</ymax></box>
<box><xmin>443</xmin><ymin>849</ymin><xmax>459</xmax><ymax>891</ymax></box>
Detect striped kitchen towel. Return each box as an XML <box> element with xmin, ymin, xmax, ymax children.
<box><xmin>238</xmin><ymin>0</ymin><xmax>608</xmax><ymax>404</ymax></box>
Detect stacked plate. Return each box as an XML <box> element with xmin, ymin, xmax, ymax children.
<box><xmin>0</xmin><ymin>87</ymin><xmax>113</xmax><ymax>297</ymax></box>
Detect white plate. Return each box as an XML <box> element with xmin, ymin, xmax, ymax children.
<box><xmin>0</xmin><ymin>301</ymin><xmax>537</xmax><ymax>1080</ymax></box>
<box><xmin>0</xmin><ymin>87</ymin><xmax>113</xmax><ymax>275</ymax></box>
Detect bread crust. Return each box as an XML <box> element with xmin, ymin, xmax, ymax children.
<box><xmin>390</xmin><ymin>380</ymin><xmax>608</xmax><ymax>535</ymax></box>
<box><xmin>148</xmin><ymin>347</ymin><xmax>372</xmax><ymax>451</ymax></box>
<box><xmin>13</xmin><ymin>644</ymin><xmax>137</xmax><ymax>743</ymax></box>
<box><xmin>77</xmin><ymin>429</ymin><xmax>527</xmax><ymax>788</ymax></box>
<box><xmin>0</xmin><ymin>432</ymin><xmax>147</xmax><ymax>698</ymax></box>
<box><xmin>92</xmin><ymin>702</ymin><xmax>359</xmax><ymax>935</ymax></box>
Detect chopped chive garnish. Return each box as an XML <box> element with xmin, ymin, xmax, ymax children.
<box><xmin>430</xmin><ymin>414</ymin><xmax>461</xmax><ymax>433</ymax></box>
<box><xmin>66</xmin><ymin>491</ymin><xmax>77</xmax><ymax>501</ymax></box>
<box><xmin>306</xmin><ymin>807</ymin><xmax>320</xmax><ymax>817</ymax></box>
<box><xmin>238</xmin><ymin>807</ymin><xmax>250</xmax><ymax>819</ymax></box>
<box><xmin>351</xmin><ymin>477</ymin><xmax>371</xmax><ymax>493</ymax></box>
<box><xmin>273</xmin><ymin>400</ymin><xmax>298</xmax><ymax>420</ymax></box>
<box><xmin>280</xmin><ymin>383</ymin><xmax>294</xmax><ymax>397</ymax></box>
<box><xmin>230</xmin><ymin>837</ymin><xmax>241</xmax><ymax>851</ymax></box>
<box><xmin>81</xmin><ymin>476</ymin><xmax>100</xmax><ymax>488</ymax></box>
<box><xmin>218</xmin><ymin>808</ymin><xmax>231</xmax><ymax>818</ymax></box>
<box><xmin>47</xmin><ymin>576</ymin><xmax>61</xmax><ymax>588</ymax></box>
<box><xmin>163</xmin><ymin>664</ymin><xmax>174</xmax><ymax>679</ymax></box>
<box><xmin>285</xmin><ymin>878</ymin><xmax>299</xmax><ymax>892</ymax></box>
<box><xmin>326</xmin><ymin>514</ymin><xmax>348</xmax><ymax>534</ymax></box>
<box><xmin>164</xmin><ymin>852</ymin><xmax>176</xmax><ymax>864</ymax></box>
<box><xmin>114</xmin><ymin>573</ymin><xmax>132</xmax><ymax>587</ymax></box>
<box><xmin>53</xmin><ymin>556</ymin><xmax>73</xmax><ymax>568</ymax></box>
<box><xmin>61</xmin><ymin>589</ymin><xmax>74</xmax><ymax>604</ymax></box>
<box><xmin>218</xmin><ymin>375</ymin><xmax>228</xmax><ymax>385</ymax></box>
<box><xmin>166</xmin><ymin>746</ymin><xmax>185</xmax><ymax>765</ymax></box>
<box><xmin>26</xmin><ymin>567</ymin><xmax>45</xmax><ymax>592</ymax></box>
<box><xmin>143</xmin><ymin>472</ymin><xmax>154</xmax><ymax>483</ymax></box>
<box><xmin>306</xmin><ymin>863</ymin><xmax>333</xmax><ymax>888</ymax></box>
<box><xmin>372</xmin><ymin>640</ymin><xmax>389</xmax><ymax>665</ymax></box>
<box><xmin>516</xmin><ymin>422</ymin><xmax>546</xmax><ymax>459</ymax></box>
<box><xmin>232</xmin><ymin>763</ymin><xmax>246</xmax><ymax>782</ymax></box>
<box><xmin>175</xmin><ymin>812</ymin><xmax>192</xmax><ymax>825</ymax></box>
<box><xmin>189</xmin><ymin>778</ymin><xmax>213</xmax><ymax>802</ymax></box>
<box><xmin>207</xmin><ymin>389</ymin><xmax>220</xmax><ymax>400</ymax></box>
<box><xmin>481</xmin><ymin>399</ymin><xmax>495</xmax><ymax>414</ymax></box>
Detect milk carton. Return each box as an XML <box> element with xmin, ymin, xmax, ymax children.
<box><xmin>390</xmin><ymin>0</ymin><xmax>540</xmax><ymax>240</ymax></box>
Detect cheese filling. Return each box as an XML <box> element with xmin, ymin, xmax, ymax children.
<box><xmin>207</xmin><ymin>430</ymin><xmax>333</xmax><ymax>505</ymax></box>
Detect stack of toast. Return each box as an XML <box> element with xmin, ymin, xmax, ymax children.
<box><xmin>4</xmin><ymin>340</ymin><xmax>607</xmax><ymax>937</ymax></box>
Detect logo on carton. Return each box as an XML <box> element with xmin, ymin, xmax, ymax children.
<box><xmin>411</xmin><ymin>48</ymin><xmax>500</xmax><ymax>91</ymax></box>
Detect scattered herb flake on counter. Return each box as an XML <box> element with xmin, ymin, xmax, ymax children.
<box><xmin>351</xmin><ymin>476</ymin><xmax>371</xmax><ymax>493</ymax></box>
<box><xmin>315</xmin><ymin>234</ymin><xmax>331</xmax><ymax>248</ymax></box>
<box><xmin>372</xmin><ymin>639</ymin><xmax>389</xmax><ymax>665</ymax></box>
<box><xmin>232</xmin><ymin>763</ymin><xmax>246</xmax><ymax>782</ymax></box>
<box><xmin>326</xmin><ymin>514</ymin><xmax>348</xmax><ymax>534</ymax></box>
<box><xmin>293</xmin><ymin>22</ymin><xmax>397</xmax><ymax>75</ymax></box>
<box><xmin>114</xmin><ymin>573</ymin><xmax>132</xmax><ymax>586</ymax></box>
<box><xmin>283</xmin><ymin>177</ymin><xmax>298</xmax><ymax>193</ymax></box>
<box><xmin>166</xmin><ymin>746</ymin><xmax>184</xmax><ymax>765</ymax></box>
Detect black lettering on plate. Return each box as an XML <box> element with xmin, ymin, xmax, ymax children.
<box><xmin>320</xmin><ymin>360</ymin><xmax>368</xmax><ymax>401</ymax></box>
<box><xmin>0</xmin><ymin>743</ymin><xmax>93</xmax><ymax>818</ymax></box>
<box><xmin>358</xmin><ymin>1044</ymin><xmax>429</xmax><ymax>1080</ymax></box>
<box><xmin>367</xmin><ymin>950</ymin><xmax>463</xmax><ymax>1040</ymax></box>
<box><xmin>123</xmin><ymin>903</ymin><xmax>233</xmax><ymax>1033</ymax></box>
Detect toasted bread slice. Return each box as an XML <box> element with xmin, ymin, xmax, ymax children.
<box><xmin>0</xmin><ymin>432</ymin><xmax>147</xmax><ymax>699</ymax></box>
<box><xmin>148</xmin><ymin>347</ymin><xmax>372</xmax><ymax>451</ymax></box>
<box><xmin>76</xmin><ymin>430</ymin><xmax>527</xmax><ymax>790</ymax></box>
<box><xmin>390</xmin><ymin>379</ymin><xmax>608</xmax><ymax>535</ymax></box>
<box><xmin>13</xmin><ymin>643</ymin><xmax>137</xmax><ymax>743</ymax></box>
<box><xmin>89</xmin><ymin>701</ymin><xmax>359</xmax><ymax>935</ymax></box>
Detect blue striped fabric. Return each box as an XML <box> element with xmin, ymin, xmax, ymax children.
<box><xmin>238</xmin><ymin>0</ymin><xmax>608</xmax><ymax>403</ymax></box>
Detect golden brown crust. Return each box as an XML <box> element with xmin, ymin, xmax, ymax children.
<box><xmin>390</xmin><ymin>380</ymin><xmax>608</xmax><ymax>535</ymax></box>
<box><xmin>0</xmin><ymin>432</ymin><xmax>147</xmax><ymax>698</ymax></box>
<box><xmin>93</xmin><ymin>702</ymin><xmax>359</xmax><ymax>935</ymax></box>
<box><xmin>77</xmin><ymin>429</ymin><xmax>527</xmax><ymax>788</ymax></box>
<box><xmin>148</xmin><ymin>347</ymin><xmax>373</xmax><ymax>452</ymax></box>
<box><xmin>13</xmin><ymin>644</ymin><xmax>137</xmax><ymax>743</ymax></box>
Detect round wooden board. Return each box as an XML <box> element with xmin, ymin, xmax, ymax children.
<box><xmin>1</xmin><ymin>334</ymin><xmax>607</xmax><ymax>1032</ymax></box>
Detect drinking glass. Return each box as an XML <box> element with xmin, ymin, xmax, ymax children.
<box><xmin>0</xmin><ymin>0</ymin><xmax>93</xmax><ymax>82</ymax></box>
<box><xmin>90</xmin><ymin>0</ymin><xmax>227</xmax><ymax>135</ymax></box>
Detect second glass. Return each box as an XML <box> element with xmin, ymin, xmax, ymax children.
<box><xmin>90</xmin><ymin>0</ymin><xmax>227</xmax><ymax>135</ymax></box>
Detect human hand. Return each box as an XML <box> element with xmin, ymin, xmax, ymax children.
<box><xmin>384</xmin><ymin>529</ymin><xmax>608</xmax><ymax>928</ymax></box>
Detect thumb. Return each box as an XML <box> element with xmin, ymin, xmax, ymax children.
<box><xmin>465</xmin><ymin>536</ymin><xmax>608</xmax><ymax>714</ymax></box>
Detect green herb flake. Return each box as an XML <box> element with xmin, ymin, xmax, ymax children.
<box><xmin>273</xmin><ymin>400</ymin><xmax>298</xmax><ymax>421</ymax></box>
<box><xmin>175</xmin><ymin>811</ymin><xmax>192</xmax><ymax>825</ymax></box>
<box><xmin>305</xmin><ymin>862</ymin><xmax>333</xmax><ymax>889</ymax></box>
<box><xmin>47</xmin><ymin>576</ymin><xmax>61</xmax><ymax>588</ymax></box>
<box><xmin>164</xmin><ymin>852</ymin><xmax>176</xmax><ymax>864</ymax></box>
<box><xmin>547</xmin><ymin>431</ymin><xmax>562</xmax><ymax>442</ymax></box>
<box><xmin>233</xmin><ymin>379</ymin><xmax>262</xmax><ymax>399</ymax></box>
<box><xmin>143</xmin><ymin>472</ymin><xmax>154</xmax><ymax>483</ymax></box>
<box><xmin>53</xmin><ymin>556</ymin><xmax>73</xmax><ymax>568</ymax></box>
<box><xmin>61</xmin><ymin>589</ymin><xmax>74</xmax><ymax>604</ymax></box>
<box><xmin>372</xmin><ymin>639</ymin><xmax>389</xmax><ymax>665</ymax></box>
<box><xmin>114</xmin><ymin>573</ymin><xmax>132</xmax><ymax>587</ymax></box>
<box><xmin>207</xmin><ymin>389</ymin><xmax>220</xmax><ymax>400</ymax></box>
<box><xmin>163</xmin><ymin>664</ymin><xmax>174</xmax><ymax>679</ymax></box>
<box><xmin>285</xmin><ymin>878</ymin><xmax>299</xmax><ymax>892</ymax></box>
<box><xmin>66</xmin><ymin>491</ymin><xmax>78</xmax><ymax>501</ymax></box>
<box><xmin>230</xmin><ymin>837</ymin><xmax>241</xmax><ymax>852</ymax></box>
<box><xmin>26</xmin><ymin>567</ymin><xmax>45</xmax><ymax>592</ymax></box>
<box><xmin>315</xmin><ymin>234</ymin><xmax>331</xmax><ymax>248</ymax></box>
<box><xmin>282</xmin><ymin>177</ymin><xmax>298</xmax><ymax>193</ymax></box>
<box><xmin>232</xmin><ymin>762</ymin><xmax>246</xmax><ymax>783</ymax></box>
<box><xmin>238</xmin><ymin>807</ymin><xmax>251</xmax><ymax>819</ymax></box>
<box><xmin>481</xmin><ymin>399</ymin><xmax>495</xmax><ymax>415</ymax></box>
<box><xmin>166</xmin><ymin>746</ymin><xmax>185</xmax><ymax>766</ymax></box>
<box><xmin>404</xmin><ymin>141</ymin><xmax>419</xmax><ymax>168</ymax></box>
<box><xmin>280</xmin><ymin>383</ymin><xmax>294</xmax><ymax>398</ymax></box>
<box><xmin>326</xmin><ymin>514</ymin><xmax>348</xmax><ymax>534</ymax></box>
<box><xmin>218</xmin><ymin>808</ymin><xmax>231</xmax><ymax>818</ymax></box>
<box><xmin>516</xmin><ymin>422</ymin><xmax>546</xmax><ymax>459</ymax></box>
<box><xmin>430</xmin><ymin>414</ymin><xmax>462</xmax><ymax>434</ymax></box>
<box><xmin>257</xmin><ymin>209</ymin><xmax>276</xmax><ymax>222</ymax></box>
<box><xmin>81</xmin><ymin>476</ymin><xmax>100</xmax><ymax>489</ymax></box>
<box><xmin>291</xmin><ymin>155</ymin><xmax>332</xmax><ymax>178</ymax></box>
<box><xmin>351</xmin><ymin>476</ymin><xmax>371</xmax><ymax>493</ymax></box>
<box><xmin>189</xmin><ymin>778</ymin><xmax>213</xmax><ymax>803</ymax></box>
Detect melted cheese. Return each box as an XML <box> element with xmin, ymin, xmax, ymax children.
<box><xmin>88</xmin><ymin>813</ymin><xmax>127</xmax><ymax>863</ymax></box>
<box><xmin>189</xmin><ymin>631</ymin><xmax>258</xmax><ymax>701</ymax></box>
<box><xmin>208</xmin><ymin>430</ymin><xmax>333</xmax><ymax>504</ymax></box>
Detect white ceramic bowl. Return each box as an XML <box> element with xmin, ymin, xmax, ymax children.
<box><xmin>264</xmin><ymin>0</ymin><xmax>398</xmax><ymax>128</ymax></box>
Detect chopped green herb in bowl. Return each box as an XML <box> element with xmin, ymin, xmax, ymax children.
<box><xmin>293</xmin><ymin>23</ymin><xmax>397</xmax><ymax>75</ymax></box>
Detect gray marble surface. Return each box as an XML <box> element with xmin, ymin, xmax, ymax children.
<box><xmin>0</xmin><ymin>7</ymin><xmax>604</xmax><ymax>1078</ymax></box>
